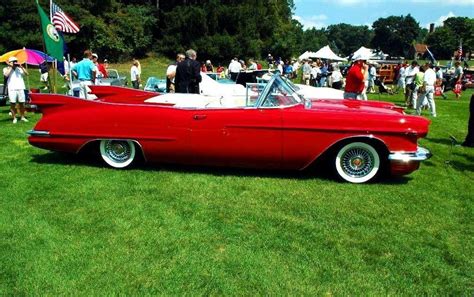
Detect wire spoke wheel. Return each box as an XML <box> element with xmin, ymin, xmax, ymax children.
<box><xmin>335</xmin><ymin>142</ymin><xmax>380</xmax><ymax>183</ymax></box>
<box><xmin>100</xmin><ymin>139</ymin><xmax>136</xmax><ymax>168</ymax></box>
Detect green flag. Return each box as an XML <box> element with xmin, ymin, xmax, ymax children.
<box><xmin>36</xmin><ymin>0</ymin><xmax>63</xmax><ymax>61</ymax></box>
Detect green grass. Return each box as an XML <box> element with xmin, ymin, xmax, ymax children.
<box><xmin>0</xmin><ymin>61</ymin><xmax>473</xmax><ymax>294</ymax></box>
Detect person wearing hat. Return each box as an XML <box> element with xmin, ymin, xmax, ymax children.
<box><xmin>71</xmin><ymin>50</ymin><xmax>96</xmax><ymax>99</ymax></box>
<box><xmin>3</xmin><ymin>56</ymin><xmax>29</xmax><ymax>123</ymax></box>
<box><xmin>130</xmin><ymin>60</ymin><xmax>141</xmax><ymax>89</ymax></box>
<box><xmin>92</xmin><ymin>53</ymin><xmax>108</xmax><ymax>83</ymax></box>
<box><xmin>344</xmin><ymin>53</ymin><xmax>369</xmax><ymax>100</ymax></box>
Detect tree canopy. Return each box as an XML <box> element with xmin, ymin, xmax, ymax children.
<box><xmin>0</xmin><ymin>1</ymin><xmax>472</xmax><ymax>63</ymax></box>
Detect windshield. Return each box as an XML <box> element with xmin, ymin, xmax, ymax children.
<box><xmin>259</xmin><ymin>75</ymin><xmax>302</xmax><ymax>108</ymax></box>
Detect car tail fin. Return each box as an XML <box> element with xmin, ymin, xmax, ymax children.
<box><xmin>29</xmin><ymin>93</ymin><xmax>89</xmax><ymax>114</ymax></box>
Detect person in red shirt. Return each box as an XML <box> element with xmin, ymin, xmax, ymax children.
<box><xmin>344</xmin><ymin>53</ymin><xmax>369</xmax><ymax>100</ymax></box>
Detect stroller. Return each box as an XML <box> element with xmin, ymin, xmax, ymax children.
<box><xmin>374</xmin><ymin>78</ymin><xmax>393</xmax><ymax>95</ymax></box>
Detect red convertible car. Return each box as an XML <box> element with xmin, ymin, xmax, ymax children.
<box><xmin>28</xmin><ymin>74</ymin><xmax>431</xmax><ymax>183</ymax></box>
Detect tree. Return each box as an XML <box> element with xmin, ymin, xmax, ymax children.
<box><xmin>425</xmin><ymin>17</ymin><xmax>474</xmax><ymax>59</ymax></box>
<box><xmin>325</xmin><ymin>24</ymin><xmax>372</xmax><ymax>56</ymax></box>
<box><xmin>371</xmin><ymin>15</ymin><xmax>421</xmax><ymax>57</ymax></box>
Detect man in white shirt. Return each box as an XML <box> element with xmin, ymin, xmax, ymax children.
<box><xmin>404</xmin><ymin>61</ymin><xmax>419</xmax><ymax>107</ymax></box>
<box><xmin>228</xmin><ymin>58</ymin><xmax>242</xmax><ymax>81</ymax></box>
<box><xmin>130</xmin><ymin>61</ymin><xmax>140</xmax><ymax>89</ymax></box>
<box><xmin>416</xmin><ymin>63</ymin><xmax>437</xmax><ymax>117</ymax></box>
<box><xmin>396</xmin><ymin>64</ymin><xmax>406</xmax><ymax>94</ymax></box>
<box><xmin>3</xmin><ymin>57</ymin><xmax>28</xmax><ymax>123</ymax></box>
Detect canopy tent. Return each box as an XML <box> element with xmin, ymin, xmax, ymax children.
<box><xmin>298</xmin><ymin>51</ymin><xmax>318</xmax><ymax>61</ymax></box>
<box><xmin>312</xmin><ymin>45</ymin><xmax>347</xmax><ymax>61</ymax></box>
<box><xmin>351</xmin><ymin>46</ymin><xmax>388</xmax><ymax>61</ymax></box>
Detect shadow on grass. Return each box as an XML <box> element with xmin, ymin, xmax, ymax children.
<box><xmin>30</xmin><ymin>151</ymin><xmax>412</xmax><ymax>184</ymax></box>
<box><xmin>448</xmin><ymin>151</ymin><xmax>474</xmax><ymax>172</ymax></box>
<box><xmin>425</xmin><ymin>137</ymin><xmax>454</xmax><ymax>146</ymax></box>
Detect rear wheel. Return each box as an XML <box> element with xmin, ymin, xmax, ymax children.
<box><xmin>335</xmin><ymin>142</ymin><xmax>380</xmax><ymax>183</ymax></box>
<box><xmin>100</xmin><ymin>139</ymin><xmax>136</xmax><ymax>168</ymax></box>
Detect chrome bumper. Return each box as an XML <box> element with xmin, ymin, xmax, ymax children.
<box><xmin>27</xmin><ymin>130</ymin><xmax>50</xmax><ymax>137</ymax></box>
<box><xmin>388</xmin><ymin>146</ymin><xmax>432</xmax><ymax>162</ymax></box>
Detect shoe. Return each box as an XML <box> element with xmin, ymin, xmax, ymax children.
<box><xmin>12</xmin><ymin>118</ymin><xmax>17</xmax><ymax>124</ymax></box>
<box><xmin>20</xmin><ymin>117</ymin><xmax>28</xmax><ymax>122</ymax></box>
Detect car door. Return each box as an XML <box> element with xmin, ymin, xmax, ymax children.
<box><xmin>189</xmin><ymin>107</ymin><xmax>283</xmax><ymax>168</ymax></box>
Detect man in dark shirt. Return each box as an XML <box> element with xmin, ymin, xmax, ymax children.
<box><xmin>175</xmin><ymin>49</ymin><xmax>201</xmax><ymax>94</ymax></box>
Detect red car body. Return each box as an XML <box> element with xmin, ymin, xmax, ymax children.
<box><xmin>28</xmin><ymin>75</ymin><xmax>431</xmax><ymax>183</ymax></box>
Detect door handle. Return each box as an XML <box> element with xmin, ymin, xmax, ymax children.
<box><xmin>193</xmin><ymin>114</ymin><xmax>207</xmax><ymax>120</ymax></box>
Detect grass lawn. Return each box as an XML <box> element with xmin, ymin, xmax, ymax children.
<box><xmin>0</xmin><ymin>61</ymin><xmax>473</xmax><ymax>294</ymax></box>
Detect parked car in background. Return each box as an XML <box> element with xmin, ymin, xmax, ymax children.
<box><xmin>98</xmin><ymin>69</ymin><xmax>127</xmax><ymax>86</ymax></box>
<box><xmin>0</xmin><ymin>84</ymin><xmax>7</xmax><ymax>106</ymax></box>
<box><xmin>144</xmin><ymin>77</ymin><xmax>166</xmax><ymax>93</ymax></box>
<box><xmin>28</xmin><ymin>74</ymin><xmax>432</xmax><ymax>183</ymax></box>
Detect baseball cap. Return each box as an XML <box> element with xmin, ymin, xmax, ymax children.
<box><xmin>92</xmin><ymin>53</ymin><xmax>98</xmax><ymax>59</ymax></box>
<box><xmin>8</xmin><ymin>57</ymin><xmax>18</xmax><ymax>63</ymax></box>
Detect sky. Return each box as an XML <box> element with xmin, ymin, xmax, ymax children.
<box><xmin>293</xmin><ymin>0</ymin><xmax>474</xmax><ymax>30</ymax></box>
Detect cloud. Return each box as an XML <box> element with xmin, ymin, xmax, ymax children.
<box><xmin>430</xmin><ymin>11</ymin><xmax>456</xmax><ymax>27</ymax></box>
<box><xmin>293</xmin><ymin>14</ymin><xmax>328</xmax><ymax>29</ymax></box>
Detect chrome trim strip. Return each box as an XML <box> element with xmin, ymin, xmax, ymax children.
<box><xmin>388</xmin><ymin>146</ymin><xmax>432</xmax><ymax>162</ymax></box>
<box><xmin>27</xmin><ymin>130</ymin><xmax>50</xmax><ymax>136</ymax></box>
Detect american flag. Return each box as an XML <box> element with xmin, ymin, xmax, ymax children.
<box><xmin>51</xmin><ymin>2</ymin><xmax>80</xmax><ymax>34</ymax></box>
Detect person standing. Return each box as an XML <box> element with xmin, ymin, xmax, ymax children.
<box><xmin>319</xmin><ymin>62</ymin><xmax>329</xmax><ymax>87</ymax></box>
<box><xmin>3</xmin><ymin>57</ymin><xmax>29</xmax><ymax>123</ymax></box>
<box><xmin>412</xmin><ymin>66</ymin><xmax>425</xmax><ymax>110</ymax></box>
<box><xmin>227</xmin><ymin>58</ymin><xmax>242</xmax><ymax>82</ymax></box>
<box><xmin>166</xmin><ymin>53</ymin><xmax>185</xmax><ymax>93</ymax></box>
<box><xmin>175</xmin><ymin>49</ymin><xmax>201</xmax><ymax>94</ymax></box>
<box><xmin>367</xmin><ymin>63</ymin><xmax>377</xmax><ymax>93</ymax></box>
<box><xmin>205</xmin><ymin>60</ymin><xmax>214</xmax><ymax>72</ymax></box>
<box><xmin>71</xmin><ymin>50</ymin><xmax>96</xmax><ymax>99</ymax></box>
<box><xmin>130</xmin><ymin>60</ymin><xmax>141</xmax><ymax>89</ymax></box>
<box><xmin>416</xmin><ymin>64</ymin><xmax>436</xmax><ymax>117</ymax></box>
<box><xmin>344</xmin><ymin>54</ymin><xmax>368</xmax><ymax>100</ymax></box>
<box><xmin>395</xmin><ymin>63</ymin><xmax>406</xmax><ymax>94</ymax></box>
<box><xmin>329</xmin><ymin>65</ymin><xmax>343</xmax><ymax>90</ymax></box>
<box><xmin>453</xmin><ymin>61</ymin><xmax>463</xmax><ymax>99</ymax></box>
<box><xmin>404</xmin><ymin>61</ymin><xmax>419</xmax><ymax>108</ymax></box>
<box><xmin>462</xmin><ymin>94</ymin><xmax>474</xmax><ymax>147</ymax></box>
<box><xmin>301</xmin><ymin>60</ymin><xmax>311</xmax><ymax>85</ymax></box>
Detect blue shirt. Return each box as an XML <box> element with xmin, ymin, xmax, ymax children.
<box><xmin>72</xmin><ymin>58</ymin><xmax>95</xmax><ymax>80</ymax></box>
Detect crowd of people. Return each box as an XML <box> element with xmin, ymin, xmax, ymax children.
<box><xmin>1</xmin><ymin>48</ymin><xmax>472</xmax><ymax>146</ymax></box>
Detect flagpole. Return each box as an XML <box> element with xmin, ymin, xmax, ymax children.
<box><xmin>50</xmin><ymin>0</ymin><xmax>52</xmax><ymax>21</ymax></box>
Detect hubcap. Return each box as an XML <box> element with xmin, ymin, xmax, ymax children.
<box><xmin>106</xmin><ymin>141</ymin><xmax>131</xmax><ymax>163</ymax></box>
<box><xmin>341</xmin><ymin>147</ymin><xmax>374</xmax><ymax>177</ymax></box>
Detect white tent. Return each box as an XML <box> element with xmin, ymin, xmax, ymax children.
<box><xmin>298</xmin><ymin>51</ymin><xmax>318</xmax><ymax>61</ymax></box>
<box><xmin>352</xmin><ymin>46</ymin><xmax>372</xmax><ymax>59</ymax></box>
<box><xmin>351</xmin><ymin>46</ymin><xmax>388</xmax><ymax>61</ymax></box>
<box><xmin>312</xmin><ymin>45</ymin><xmax>347</xmax><ymax>61</ymax></box>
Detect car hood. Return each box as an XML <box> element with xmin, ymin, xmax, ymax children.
<box><xmin>299</xmin><ymin>99</ymin><xmax>430</xmax><ymax>137</ymax></box>
<box><xmin>310</xmin><ymin>98</ymin><xmax>406</xmax><ymax>115</ymax></box>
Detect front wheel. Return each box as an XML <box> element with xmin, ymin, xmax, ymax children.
<box><xmin>100</xmin><ymin>139</ymin><xmax>136</xmax><ymax>168</ymax></box>
<box><xmin>335</xmin><ymin>142</ymin><xmax>381</xmax><ymax>183</ymax></box>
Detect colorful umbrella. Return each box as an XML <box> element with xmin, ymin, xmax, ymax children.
<box><xmin>0</xmin><ymin>48</ymin><xmax>54</xmax><ymax>65</ymax></box>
